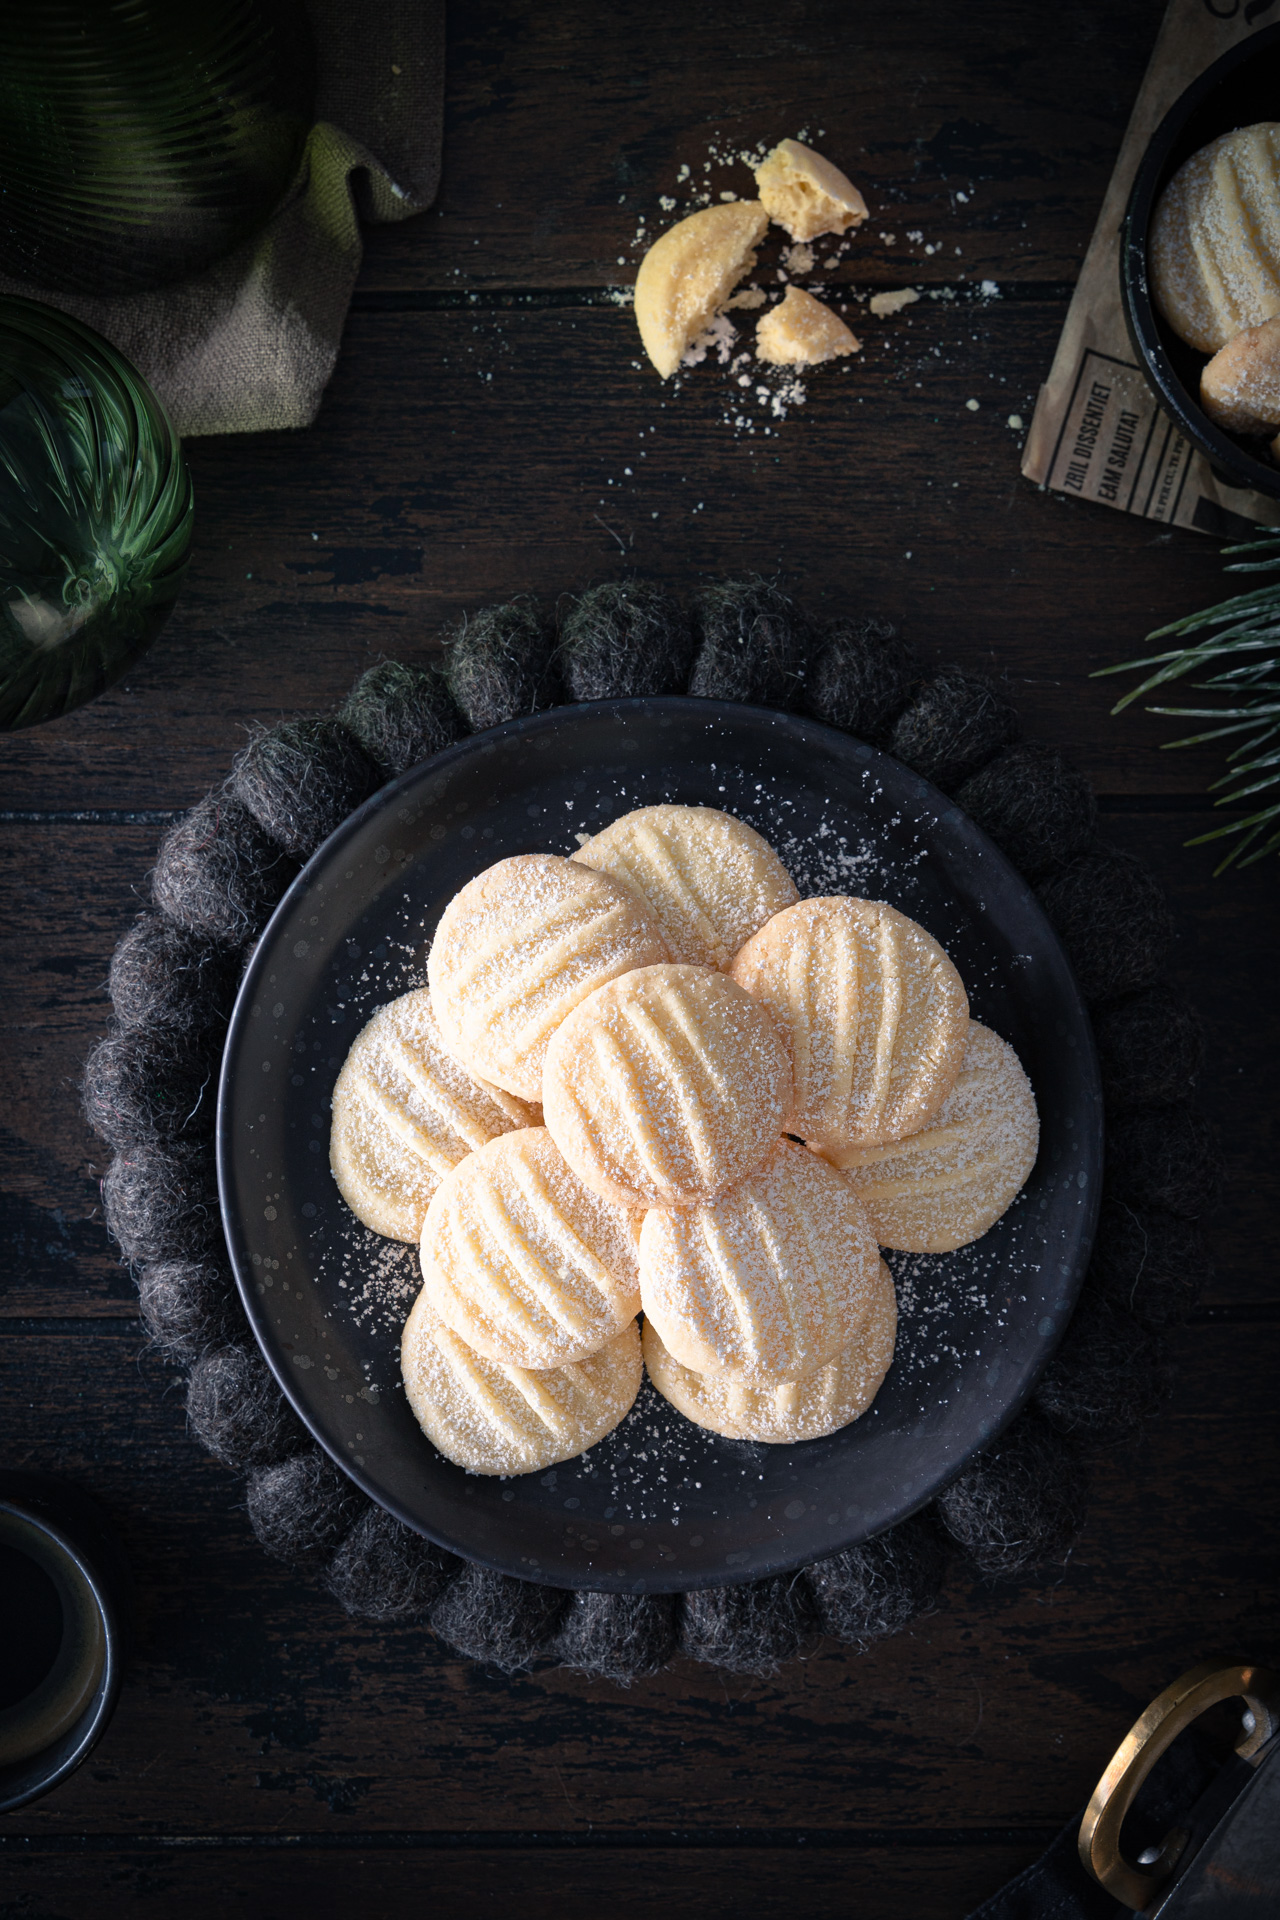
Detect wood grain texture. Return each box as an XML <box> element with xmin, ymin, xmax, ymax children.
<box><xmin>0</xmin><ymin>1843</ymin><xmax>1046</xmax><ymax>1920</ymax></box>
<box><xmin>0</xmin><ymin>303</ymin><xmax>1242</xmax><ymax>813</ymax></box>
<box><xmin>358</xmin><ymin>0</ymin><xmax>1169</xmax><ymax>292</ymax></box>
<box><xmin>0</xmin><ymin>826</ymin><xmax>155</xmax><ymax>1316</ymax></box>
<box><xmin>1</xmin><ymin>5</ymin><xmax>1277</xmax><ymax>1914</ymax></box>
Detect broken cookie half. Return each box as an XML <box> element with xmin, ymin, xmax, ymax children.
<box><xmin>753</xmin><ymin>138</ymin><xmax>868</xmax><ymax>243</ymax></box>
<box><xmin>757</xmin><ymin>286</ymin><xmax>860</xmax><ymax>366</ymax></box>
<box><xmin>634</xmin><ymin>201</ymin><xmax>769</xmax><ymax>378</ymax></box>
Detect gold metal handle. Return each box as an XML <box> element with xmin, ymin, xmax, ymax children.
<box><xmin>1078</xmin><ymin>1660</ymin><xmax>1280</xmax><ymax>1912</ymax></box>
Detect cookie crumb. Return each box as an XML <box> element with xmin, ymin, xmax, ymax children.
<box><xmin>869</xmin><ymin>287</ymin><xmax>920</xmax><ymax>317</ymax></box>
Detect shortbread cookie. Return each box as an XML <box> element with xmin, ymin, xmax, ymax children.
<box><xmin>420</xmin><ymin>1127</ymin><xmax>641</xmax><ymax>1370</ymax></box>
<box><xmin>635</xmin><ymin>201</ymin><xmax>770</xmax><ymax>378</ymax></box>
<box><xmin>827</xmin><ymin>1020</ymin><xmax>1038</xmax><ymax>1253</ymax></box>
<box><xmin>330</xmin><ymin>989</ymin><xmax>536</xmax><ymax>1242</ymax></box>
<box><xmin>572</xmin><ymin>804</ymin><xmax>798</xmax><ymax>970</ymax></box>
<box><xmin>756</xmin><ymin>287</ymin><xmax>860</xmax><ymax>367</ymax></box>
<box><xmin>1200</xmin><ymin>314</ymin><xmax>1280</xmax><ymax>434</ymax></box>
<box><xmin>402</xmin><ymin>1290</ymin><xmax>642</xmax><ymax>1475</ymax></box>
<box><xmin>753</xmin><ymin>139</ymin><xmax>868</xmax><ymax>243</ymax></box>
<box><xmin>638</xmin><ymin>1138</ymin><xmax>882</xmax><ymax>1384</ymax></box>
<box><xmin>542</xmin><ymin>963</ymin><xmax>792</xmax><ymax>1210</ymax></box>
<box><xmin>642</xmin><ymin>1257</ymin><xmax>896</xmax><ymax>1442</ymax></box>
<box><xmin>730</xmin><ymin>895</ymin><xmax>968</xmax><ymax>1151</ymax></box>
<box><xmin>1151</xmin><ymin>123</ymin><xmax>1280</xmax><ymax>354</ymax></box>
<box><xmin>427</xmin><ymin>853</ymin><xmax>668</xmax><ymax>1101</ymax></box>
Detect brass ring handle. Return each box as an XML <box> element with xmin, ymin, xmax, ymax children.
<box><xmin>1078</xmin><ymin>1660</ymin><xmax>1280</xmax><ymax>1912</ymax></box>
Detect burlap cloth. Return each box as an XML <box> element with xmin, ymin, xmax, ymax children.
<box><xmin>0</xmin><ymin>2</ymin><xmax>445</xmax><ymax>438</ymax></box>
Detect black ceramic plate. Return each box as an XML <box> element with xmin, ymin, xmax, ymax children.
<box><xmin>218</xmin><ymin>699</ymin><xmax>1102</xmax><ymax>1593</ymax></box>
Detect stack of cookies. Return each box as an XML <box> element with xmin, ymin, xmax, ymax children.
<box><xmin>329</xmin><ymin>805</ymin><xmax>1039</xmax><ymax>1478</ymax></box>
<box><xmin>1151</xmin><ymin>122</ymin><xmax>1280</xmax><ymax>449</ymax></box>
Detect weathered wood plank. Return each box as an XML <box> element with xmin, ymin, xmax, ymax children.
<box><xmin>0</xmin><ymin>304</ymin><xmax>1242</xmax><ymax>815</ymax></box>
<box><xmin>0</xmin><ymin>825</ymin><xmax>155</xmax><ymax>1315</ymax></box>
<box><xmin>357</xmin><ymin>0</ymin><xmax>1168</xmax><ymax>294</ymax></box>
<box><xmin>0</xmin><ymin>1841</ymin><xmax>1046</xmax><ymax>1920</ymax></box>
<box><xmin>1</xmin><ymin>1318</ymin><xmax>1275</xmax><ymax>1839</ymax></box>
<box><xmin>1</xmin><ymin>4</ymin><xmax>1267</xmax><ymax>1903</ymax></box>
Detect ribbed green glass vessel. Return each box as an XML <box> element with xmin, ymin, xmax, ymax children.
<box><xmin>0</xmin><ymin>297</ymin><xmax>194</xmax><ymax>730</ymax></box>
<box><xmin>0</xmin><ymin>0</ymin><xmax>315</xmax><ymax>295</ymax></box>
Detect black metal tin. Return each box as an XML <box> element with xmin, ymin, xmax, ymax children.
<box><xmin>1121</xmin><ymin>24</ymin><xmax>1280</xmax><ymax>502</ymax></box>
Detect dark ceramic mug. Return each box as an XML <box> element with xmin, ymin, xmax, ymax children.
<box><xmin>0</xmin><ymin>1473</ymin><xmax>129</xmax><ymax>1813</ymax></box>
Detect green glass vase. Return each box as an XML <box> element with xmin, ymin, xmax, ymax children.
<box><xmin>0</xmin><ymin>0</ymin><xmax>315</xmax><ymax>296</ymax></box>
<box><xmin>0</xmin><ymin>296</ymin><xmax>194</xmax><ymax>730</ymax></box>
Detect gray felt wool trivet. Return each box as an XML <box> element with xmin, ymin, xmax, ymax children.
<box><xmin>83</xmin><ymin>576</ymin><xmax>1224</xmax><ymax>1683</ymax></box>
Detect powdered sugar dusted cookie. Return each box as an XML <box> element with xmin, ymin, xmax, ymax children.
<box><xmin>542</xmin><ymin>962</ymin><xmax>793</xmax><ymax>1210</ymax></box>
<box><xmin>634</xmin><ymin>201</ymin><xmax>769</xmax><ymax>378</ymax></box>
<box><xmin>638</xmin><ymin>1138</ymin><xmax>882</xmax><ymax>1384</ymax></box>
<box><xmin>402</xmin><ymin>1290</ymin><xmax>642</xmax><ymax>1475</ymax></box>
<box><xmin>330</xmin><ymin>988</ymin><xmax>536</xmax><ymax>1242</ymax></box>
<box><xmin>420</xmin><ymin>1127</ymin><xmax>641</xmax><ymax>1370</ymax></box>
<box><xmin>642</xmin><ymin>1257</ymin><xmax>896</xmax><ymax>1442</ymax></box>
<box><xmin>572</xmin><ymin>804</ymin><xmax>798</xmax><ymax>971</ymax></box>
<box><xmin>1200</xmin><ymin>314</ymin><xmax>1280</xmax><ymax>434</ymax></box>
<box><xmin>427</xmin><ymin>853</ymin><xmax>668</xmax><ymax>1101</ymax></box>
<box><xmin>730</xmin><ymin>896</ymin><xmax>968</xmax><ymax>1151</ymax></box>
<box><xmin>827</xmin><ymin>1021</ymin><xmax>1038</xmax><ymax>1252</ymax></box>
<box><xmin>1151</xmin><ymin>122</ymin><xmax>1280</xmax><ymax>354</ymax></box>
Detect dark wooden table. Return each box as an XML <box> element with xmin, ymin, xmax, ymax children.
<box><xmin>3</xmin><ymin>5</ymin><xmax>1278</xmax><ymax>1914</ymax></box>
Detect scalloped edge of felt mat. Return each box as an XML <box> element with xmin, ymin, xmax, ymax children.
<box><xmin>85</xmin><ymin>579</ymin><xmax>1219</xmax><ymax>1680</ymax></box>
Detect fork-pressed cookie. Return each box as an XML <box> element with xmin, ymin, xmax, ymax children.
<box><xmin>401</xmin><ymin>1290</ymin><xmax>642</xmax><ymax>1475</ymax></box>
<box><xmin>541</xmin><ymin>962</ymin><xmax>793</xmax><ymax>1210</ymax></box>
<box><xmin>426</xmin><ymin>852</ymin><xmax>668</xmax><ymax>1101</ymax></box>
<box><xmin>419</xmin><ymin>1127</ymin><xmax>641</xmax><ymax>1370</ymax></box>
<box><xmin>571</xmin><ymin>803</ymin><xmax>798</xmax><ymax>970</ymax></box>
<box><xmin>1200</xmin><ymin>314</ymin><xmax>1280</xmax><ymax>435</ymax></box>
<box><xmin>642</xmin><ymin>1257</ymin><xmax>896</xmax><ymax>1441</ymax></box>
<box><xmin>1150</xmin><ymin>122</ymin><xmax>1280</xmax><ymax>354</ymax></box>
<box><xmin>637</xmin><ymin>1138</ymin><xmax>882</xmax><ymax>1384</ymax></box>
<box><xmin>330</xmin><ymin>988</ymin><xmax>536</xmax><ymax>1242</ymax></box>
<box><xmin>730</xmin><ymin>895</ymin><xmax>968</xmax><ymax>1150</ymax></box>
<box><xmin>827</xmin><ymin>1020</ymin><xmax>1038</xmax><ymax>1253</ymax></box>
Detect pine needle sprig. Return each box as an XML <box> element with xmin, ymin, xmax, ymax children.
<box><xmin>1096</xmin><ymin>534</ymin><xmax>1280</xmax><ymax>871</ymax></box>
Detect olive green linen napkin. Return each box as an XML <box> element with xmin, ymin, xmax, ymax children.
<box><xmin>0</xmin><ymin>2</ymin><xmax>444</xmax><ymax>437</ymax></box>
